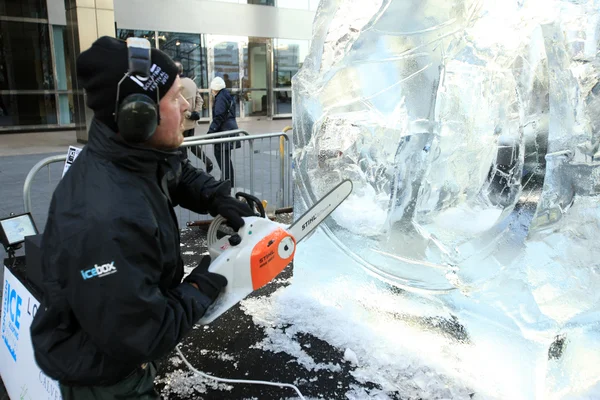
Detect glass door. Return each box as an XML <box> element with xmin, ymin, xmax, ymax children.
<box><xmin>209</xmin><ymin>35</ymin><xmax>244</xmax><ymax>118</ymax></box>
<box><xmin>241</xmin><ymin>37</ymin><xmax>271</xmax><ymax>118</ymax></box>
<box><xmin>272</xmin><ymin>39</ymin><xmax>309</xmax><ymax>118</ymax></box>
<box><xmin>208</xmin><ymin>35</ymin><xmax>273</xmax><ymax>119</ymax></box>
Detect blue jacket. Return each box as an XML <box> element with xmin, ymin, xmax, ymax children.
<box><xmin>208</xmin><ymin>89</ymin><xmax>238</xmax><ymax>134</ymax></box>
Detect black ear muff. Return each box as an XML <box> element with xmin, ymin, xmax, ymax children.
<box><xmin>113</xmin><ymin>37</ymin><xmax>161</xmax><ymax>144</ymax></box>
<box><xmin>117</xmin><ymin>93</ymin><xmax>158</xmax><ymax>144</ymax></box>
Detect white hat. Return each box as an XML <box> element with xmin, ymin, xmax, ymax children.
<box><xmin>210</xmin><ymin>76</ymin><xmax>226</xmax><ymax>91</ymax></box>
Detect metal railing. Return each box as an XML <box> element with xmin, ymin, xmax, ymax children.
<box><xmin>182</xmin><ymin>128</ymin><xmax>251</xmax><ymax>141</ymax></box>
<box><xmin>178</xmin><ymin>129</ymin><xmax>293</xmax><ymax>226</ymax></box>
<box><xmin>22</xmin><ymin>129</ymin><xmax>293</xmax><ymax>230</ymax></box>
<box><xmin>23</xmin><ymin>154</ymin><xmax>67</xmax><ymax>215</ymax></box>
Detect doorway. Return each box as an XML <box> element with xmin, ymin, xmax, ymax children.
<box><xmin>208</xmin><ymin>35</ymin><xmax>272</xmax><ymax>120</ymax></box>
<box><xmin>242</xmin><ymin>37</ymin><xmax>270</xmax><ymax>118</ymax></box>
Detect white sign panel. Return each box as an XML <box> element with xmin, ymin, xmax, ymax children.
<box><xmin>62</xmin><ymin>146</ymin><xmax>82</xmax><ymax>178</ymax></box>
<box><xmin>0</xmin><ymin>266</ymin><xmax>62</xmax><ymax>400</ymax></box>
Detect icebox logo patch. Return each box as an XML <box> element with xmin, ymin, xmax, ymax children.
<box><xmin>81</xmin><ymin>262</ymin><xmax>117</xmax><ymax>280</ymax></box>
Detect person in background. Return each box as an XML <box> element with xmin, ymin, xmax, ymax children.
<box><xmin>223</xmin><ymin>73</ymin><xmax>232</xmax><ymax>89</ymax></box>
<box><xmin>175</xmin><ymin>61</ymin><xmax>213</xmax><ymax>172</ymax></box>
<box><xmin>209</xmin><ymin>76</ymin><xmax>239</xmax><ymax>186</ymax></box>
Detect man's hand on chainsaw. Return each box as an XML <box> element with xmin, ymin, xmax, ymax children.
<box><xmin>184</xmin><ymin>256</ymin><xmax>227</xmax><ymax>302</ymax></box>
<box><xmin>211</xmin><ymin>196</ymin><xmax>255</xmax><ymax>231</ymax></box>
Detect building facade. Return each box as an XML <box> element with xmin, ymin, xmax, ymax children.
<box><xmin>0</xmin><ymin>0</ymin><xmax>316</xmax><ymax>132</ymax></box>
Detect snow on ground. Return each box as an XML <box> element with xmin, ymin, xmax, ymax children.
<box><xmin>240</xmin><ymin>285</ymin><xmax>474</xmax><ymax>400</ymax></box>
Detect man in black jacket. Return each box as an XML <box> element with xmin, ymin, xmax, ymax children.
<box><xmin>30</xmin><ymin>36</ymin><xmax>254</xmax><ymax>399</ymax></box>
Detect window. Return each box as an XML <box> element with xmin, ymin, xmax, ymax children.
<box><xmin>200</xmin><ymin>92</ymin><xmax>210</xmax><ymax>118</ymax></box>
<box><xmin>0</xmin><ymin>21</ymin><xmax>54</xmax><ymax>92</ymax></box>
<box><xmin>158</xmin><ymin>32</ymin><xmax>208</xmax><ymax>90</ymax></box>
<box><xmin>213</xmin><ymin>0</ymin><xmax>275</xmax><ymax>5</ymax></box>
<box><xmin>274</xmin><ymin>39</ymin><xmax>309</xmax><ymax>115</ymax></box>
<box><xmin>53</xmin><ymin>26</ymin><xmax>74</xmax><ymax>124</ymax></box>
<box><xmin>242</xmin><ymin>39</ymin><xmax>269</xmax><ymax>116</ymax></box>
<box><xmin>116</xmin><ymin>29</ymin><xmax>157</xmax><ymax>47</ymax></box>
<box><xmin>0</xmin><ymin>0</ymin><xmax>47</xmax><ymax>19</ymax></box>
<box><xmin>0</xmin><ymin>94</ymin><xmax>57</xmax><ymax>126</ymax></box>
<box><xmin>53</xmin><ymin>26</ymin><xmax>71</xmax><ymax>91</ymax></box>
<box><xmin>274</xmin><ymin>39</ymin><xmax>309</xmax><ymax>88</ymax></box>
<box><xmin>246</xmin><ymin>0</ymin><xmax>275</xmax><ymax>5</ymax></box>
<box><xmin>0</xmin><ymin>3</ymin><xmax>73</xmax><ymax>129</ymax></box>
<box><xmin>213</xmin><ymin>39</ymin><xmax>240</xmax><ymax>90</ymax></box>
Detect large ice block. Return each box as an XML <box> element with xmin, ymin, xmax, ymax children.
<box><xmin>286</xmin><ymin>0</ymin><xmax>600</xmax><ymax>398</ymax></box>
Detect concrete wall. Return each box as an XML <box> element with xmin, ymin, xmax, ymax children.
<box><xmin>114</xmin><ymin>0</ymin><xmax>315</xmax><ymax>40</ymax></box>
<box><xmin>48</xmin><ymin>0</ymin><xmax>315</xmax><ymax>39</ymax></box>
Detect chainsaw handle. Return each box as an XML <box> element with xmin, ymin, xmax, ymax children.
<box><xmin>235</xmin><ymin>192</ymin><xmax>266</xmax><ymax>218</ymax></box>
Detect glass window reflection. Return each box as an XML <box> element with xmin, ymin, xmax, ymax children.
<box><xmin>116</xmin><ymin>30</ymin><xmax>156</xmax><ymax>47</ymax></box>
<box><xmin>58</xmin><ymin>94</ymin><xmax>74</xmax><ymax>124</ymax></box>
<box><xmin>158</xmin><ymin>32</ymin><xmax>209</xmax><ymax>89</ymax></box>
<box><xmin>0</xmin><ymin>94</ymin><xmax>57</xmax><ymax>126</ymax></box>
<box><xmin>275</xmin><ymin>91</ymin><xmax>292</xmax><ymax>115</ymax></box>
<box><xmin>213</xmin><ymin>39</ymin><xmax>240</xmax><ymax>89</ymax></box>
<box><xmin>53</xmin><ymin>26</ymin><xmax>72</xmax><ymax>91</ymax></box>
<box><xmin>246</xmin><ymin>0</ymin><xmax>275</xmax><ymax>5</ymax></box>
<box><xmin>200</xmin><ymin>92</ymin><xmax>210</xmax><ymax>118</ymax></box>
<box><xmin>0</xmin><ymin>21</ymin><xmax>54</xmax><ymax>91</ymax></box>
<box><xmin>0</xmin><ymin>0</ymin><xmax>47</xmax><ymax>19</ymax></box>
<box><xmin>241</xmin><ymin>38</ymin><xmax>269</xmax><ymax>116</ymax></box>
<box><xmin>274</xmin><ymin>39</ymin><xmax>309</xmax><ymax>88</ymax></box>
<box><xmin>211</xmin><ymin>0</ymin><xmax>275</xmax><ymax>4</ymax></box>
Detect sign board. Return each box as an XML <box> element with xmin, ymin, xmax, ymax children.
<box><xmin>0</xmin><ymin>266</ymin><xmax>62</xmax><ymax>400</ymax></box>
<box><xmin>62</xmin><ymin>146</ymin><xmax>82</xmax><ymax>178</ymax></box>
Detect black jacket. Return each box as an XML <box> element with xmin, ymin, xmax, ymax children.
<box><xmin>208</xmin><ymin>89</ymin><xmax>238</xmax><ymax>134</ymax></box>
<box><xmin>30</xmin><ymin>119</ymin><xmax>230</xmax><ymax>386</ymax></box>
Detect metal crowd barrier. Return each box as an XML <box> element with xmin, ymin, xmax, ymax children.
<box><xmin>182</xmin><ymin>128</ymin><xmax>251</xmax><ymax>141</ymax></box>
<box><xmin>23</xmin><ymin>154</ymin><xmax>67</xmax><ymax>230</ymax></box>
<box><xmin>22</xmin><ymin>129</ymin><xmax>294</xmax><ymax>230</ymax></box>
<box><xmin>178</xmin><ymin>129</ymin><xmax>293</xmax><ymax>226</ymax></box>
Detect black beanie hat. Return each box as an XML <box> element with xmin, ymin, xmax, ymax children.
<box><xmin>76</xmin><ymin>36</ymin><xmax>179</xmax><ymax>132</ymax></box>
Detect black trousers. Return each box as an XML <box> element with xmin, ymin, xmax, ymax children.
<box><xmin>59</xmin><ymin>363</ymin><xmax>159</xmax><ymax>400</ymax></box>
<box><xmin>214</xmin><ymin>143</ymin><xmax>235</xmax><ymax>186</ymax></box>
<box><xmin>180</xmin><ymin>128</ymin><xmax>213</xmax><ymax>172</ymax></box>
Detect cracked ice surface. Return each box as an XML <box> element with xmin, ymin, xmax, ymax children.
<box><xmin>289</xmin><ymin>0</ymin><xmax>600</xmax><ymax>398</ymax></box>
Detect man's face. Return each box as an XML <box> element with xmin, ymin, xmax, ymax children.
<box><xmin>146</xmin><ymin>76</ymin><xmax>189</xmax><ymax>150</ymax></box>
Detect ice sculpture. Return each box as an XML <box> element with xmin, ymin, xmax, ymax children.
<box><xmin>289</xmin><ymin>0</ymin><xmax>600</xmax><ymax>398</ymax></box>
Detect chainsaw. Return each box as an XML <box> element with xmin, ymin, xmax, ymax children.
<box><xmin>197</xmin><ymin>179</ymin><xmax>353</xmax><ymax>325</ymax></box>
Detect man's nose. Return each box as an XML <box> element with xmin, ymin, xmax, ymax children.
<box><xmin>182</xmin><ymin>96</ymin><xmax>190</xmax><ymax>112</ymax></box>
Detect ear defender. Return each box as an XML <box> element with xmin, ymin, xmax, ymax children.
<box><xmin>114</xmin><ymin>38</ymin><xmax>161</xmax><ymax>144</ymax></box>
<box><xmin>117</xmin><ymin>93</ymin><xmax>159</xmax><ymax>143</ymax></box>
